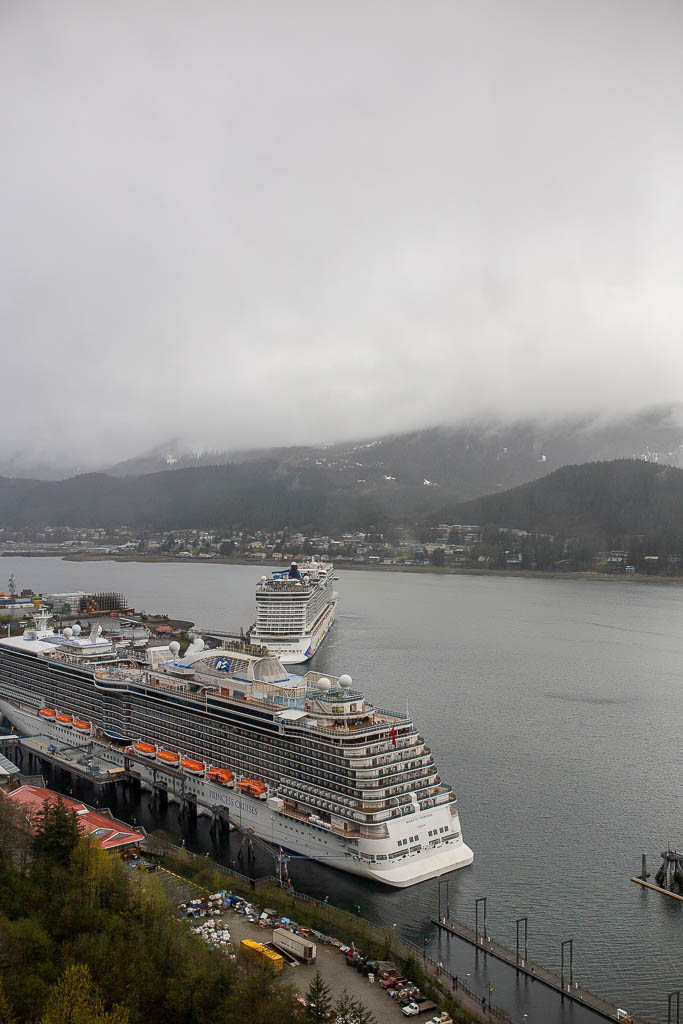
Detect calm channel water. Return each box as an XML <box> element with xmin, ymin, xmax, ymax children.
<box><xmin>3</xmin><ymin>557</ymin><xmax>681</xmax><ymax>1023</ymax></box>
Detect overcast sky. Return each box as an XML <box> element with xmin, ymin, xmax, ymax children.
<box><xmin>2</xmin><ymin>1</ymin><xmax>683</xmax><ymax>468</ymax></box>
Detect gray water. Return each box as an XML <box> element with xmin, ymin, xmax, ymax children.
<box><xmin>3</xmin><ymin>557</ymin><xmax>681</xmax><ymax>1023</ymax></box>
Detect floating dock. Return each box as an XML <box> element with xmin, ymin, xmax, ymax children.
<box><xmin>433</xmin><ymin>917</ymin><xmax>651</xmax><ymax>1024</ymax></box>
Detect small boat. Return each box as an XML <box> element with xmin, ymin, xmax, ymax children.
<box><xmin>134</xmin><ymin>742</ymin><xmax>156</xmax><ymax>759</ymax></box>
<box><xmin>207</xmin><ymin>767</ymin><xmax>234</xmax><ymax>787</ymax></box>
<box><xmin>180</xmin><ymin>758</ymin><xmax>205</xmax><ymax>776</ymax></box>
<box><xmin>157</xmin><ymin>750</ymin><xmax>180</xmax><ymax>766</ymax></box>
<box><xmin>73</xmin><ymin>720</ymin><xmax>91</xmax><ymax>733</ymax></box>
<box><xmin>39</xmin><ymin>708</ymin><xmax>56</xmax><ymax>718</ymax></box>
<box><xmin>237</xmin><ymin>778</ymin><xmax>267</xmax><ymax>799</ymax></box>
<box><xmin>103</xmin><ymin>729</ymin><xmax>133</xmax><ymax>745</ymax></box>
<box><xmin>55</xmin><ymin>714</ymin><xmax>73</xmax><ymax>727</ymax></box>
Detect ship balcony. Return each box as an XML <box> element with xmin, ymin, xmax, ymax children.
<box><xmin>354</xmin><ymin>755</ymin><xmax>433</xmax><ymax>778</ymax></box>
<box><xmin>345</xmin><ymin>735</ymin><xmax>421</xmax><ymax>758</ymax></box>
<box><xmin>280</xmin><ymin>803</ymin><xmax>361</xmax><ymax>838</ymax></box>
<box><xmin>356</xmin><ymin>771</ymin><xmax>439</xmax><ymax>794</ymax></box>
<box><xmin>279</xmin><ymin>781</ymin><xmax>409</xmax><ymax>825</ymax></box>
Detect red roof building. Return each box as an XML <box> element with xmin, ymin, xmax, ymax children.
<box><xmin>5</xmin><ymin>785</ymin><xmax>144</xmax><ymax>851</ymax></box>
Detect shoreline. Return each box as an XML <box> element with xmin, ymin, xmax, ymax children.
<box><xmin>3</xmin><ymin>550</ymin><xmax>683</xmax><ymax>585</ymax></box>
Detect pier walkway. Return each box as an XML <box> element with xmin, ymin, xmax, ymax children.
<box><xmin>433</xmin><ymin>917</ymin><xmax>651</xmax><ymax>1024</ymax></box>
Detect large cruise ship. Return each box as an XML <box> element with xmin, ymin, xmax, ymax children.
<box><xmin>0</xmin><ymin>612</ymin><xmax>473</xmax><ymax>888</ymax></box>
<box><xmin>249</xmin><ymin>560</ymin><xmax>338</xmax><ymax>664</ymax></box>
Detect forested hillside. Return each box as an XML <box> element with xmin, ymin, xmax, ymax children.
<box><xmin>1</xmin><ymin>458</ymin><xmax>682</xmax><ymax>542</ymax></box>
<box><xmin>0</xmin><ymin>798</ymin><xmax>303</xmax><ymax>1024</ymax></box>
<box><xmin>448</xmin><ymin>460</ymin><xmax>683</xmax><ymax>547</ymax></box>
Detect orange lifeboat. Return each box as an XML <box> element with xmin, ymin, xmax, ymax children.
<box><xmin>134</xmin><ymin>742</ymin><xmax>156</xmax><ymax>759</ymax></box>
<box><xmin>73</xmin><ymin>720</ymin><xmax>91</xmax><ymax>733</ymax></box>
<box><xmin>207</xmin><ymin>767</ymin><xmax>234</xmax><ymax>787</ymax></box>
<box><xmin>180</xmin><ymin>758</ymin><xmax>205</xmax><ymax>776</ymax></box>
<box><xmin>157</xmin><ymin>750</ymin><xmax>180</xmax><ymax>766</ymax></box>
<box><xmin>237</xmin><ymin>778</ymin><xmax>267</xmax><ymax>799</ymax></box>
<box><xmin>39</xmin><ymin>708</ymin><xmax>56</xmax><ymax>718</ymax></box>
<box><xmin>56</xmin><ymin>714</ymin><xmax>73</xmax><ymax>727</ymax></box>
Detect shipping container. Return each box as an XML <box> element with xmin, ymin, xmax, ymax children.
<box><xmin>272</xmin><ymin>928</ymin><xmax>316</xmax><ymax>963</ymax></box>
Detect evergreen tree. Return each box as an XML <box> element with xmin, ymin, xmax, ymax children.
<box><xmin>32</xmin><ymin>799</ymin><xmax>81</xmax><ymax>866</ymax></box>
<box><xmin>38</xmin><ymin>964</ymin><xmax>128</xmax><ymax>1024</ymax></box>
<box><xmin>0</xmin><ymin>980</ymin><xmax>16</xmax><ymax>1024</ymax></box>
<box><xmin>304</xmin><ymin>970</ymin><xmax>333</xmax><ymax>1023</ymax></box>
<box><xmin>333</xmin><ymin>988</ymin><xmax>377</xmax><ymax>1024</ymax></box>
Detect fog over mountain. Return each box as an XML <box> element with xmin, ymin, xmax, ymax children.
<box><xmin>2</xmin><ymin>2</ymin><xmax>683</xmax><ymax>473</ymax></box>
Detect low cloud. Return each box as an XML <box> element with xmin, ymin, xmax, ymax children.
<box><xmin>2</xmin><ymin>1</ymin><xmax>682</xmax><ymax>469</ymax></box>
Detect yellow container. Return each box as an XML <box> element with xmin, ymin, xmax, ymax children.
<box><xmin>240</xmin><ymin>939</ymin><xmax>283</xmax><ymax>974</ymax></box>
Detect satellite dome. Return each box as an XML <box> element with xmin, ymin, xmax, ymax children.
<box><xmin>260</xmin><ymin>575</ymin><xmax>267</xmax><ymax>582</ymax></box>
<box><xmin>169</xmin><ymin>640</ymin><xmax>180</xmax><ymax>656</ymax></box>
<box><xmin>318</xmin><ymin>677</ymin><xmax>331</xmax><ymax>692</ymax></box>
<box><xmin>194</xmin><ymin>637</ymin><xmax>205</xmax><ymax>651</ymax></box>
<box><xmin>72</xmin><ymin>624</ymin><xmax>82</xmax><ymax>636</ymax></box>
<box><xmin>339</xmin><ymin>674</ymin><xmax>352</xmax><ymax>690</ymax></box>
<box><xmin>291</xmin><ymin>561</ymin><xmax>297</xmax><ymax>567</ymax></box>
<box><xmin>63</xmin><ymin>627</ymin><xmax>73</xmax><ymax>639</ymax></box>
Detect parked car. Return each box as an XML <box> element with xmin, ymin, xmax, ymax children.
<box><xmin>402</xmin><ymin>1004</ymin><xmax>421</xmax><ymax>1017</ymax></box>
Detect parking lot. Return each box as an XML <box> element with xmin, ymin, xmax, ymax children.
<box><xmin>213</xmin><ymin>904</ymin><xmax>410</xmax><ymax>1021</ymax></box>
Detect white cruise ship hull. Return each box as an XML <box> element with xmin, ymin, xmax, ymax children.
<box><xmin>254</xmin><ymin>596</ymin><xmax>337</xmax><ymax>665</ymax></box>
<box><xmin>0</xmin><ymin>698</ymin><xmax>472</xmax><ymax>887</ymax></box>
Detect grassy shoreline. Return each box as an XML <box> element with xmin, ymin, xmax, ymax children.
<box><xmin>5</xmin><ymin>549</ymin><xmax>681</xmax><ymax>585</ymax></box>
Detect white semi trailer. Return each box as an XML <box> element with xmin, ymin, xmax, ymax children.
<box><xmin>272</xmin><ymin>928</ymin><xmax>316</xmax><ymax>963</ymax></box>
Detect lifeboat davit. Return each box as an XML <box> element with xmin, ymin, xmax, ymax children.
<box><xmin>207</xmin><ymin>767</ymin><xmax>234</xmax><ymax>787</ymax></box>
<box><xmin>157</xmin><ymin>750</ymin><xmax>180</xmax><ymax>766</ymax></box>
<box><xmin>237</xmin><ymin>778</ymin><xmax>267</xmax><ymax>799</ymax></box>
<box><xmin>181</xmin><ymin>758</ymin><xmax>205</xmax><ymax>776</ymax></box>
<box><xmin>134</xmin><ymin>742</ymin><xmax>156</xmax><ymax>759</ymax></box>
<box><xmin>56</xmin><ymin>714</ymin><xmax>73</xmax><ymax>727</ymax></box>
<box><xmin>39</xmin><ymin>708</ymin><xmax>56</xmax><ymax>719</ymax></box>
<box><xmin>73</xmin><ymin>720</ymin><xmax>91</xmax><ymax>733</ymax></box>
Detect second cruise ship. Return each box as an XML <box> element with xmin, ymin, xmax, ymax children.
<box><xmin>249</xmin><ymin>560</ymin><xmax>338</xmax><ymax>664</ymax></box>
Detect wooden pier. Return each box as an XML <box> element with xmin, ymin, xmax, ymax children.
<box><xmin>433</xmin><ymin>917</ymin><xmax>652</xmax><ymax>1024</ymax></box>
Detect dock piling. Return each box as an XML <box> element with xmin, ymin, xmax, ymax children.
<box><xmin>560</xmin><ymin>939</ymin><xmax>574</xmax><ymax>991</ymax></box>
<box><xmin>515</xmin><ymin>916</ymin><xmax>528</xmax><ymax>967</ymax></box>
<box><xmin>475</xmin><ymin>896</ymin><xmax>487</xmax><ymax>946</ymax></box>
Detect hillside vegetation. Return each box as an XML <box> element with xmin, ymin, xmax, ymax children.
<box><xmin>448</xmin><ymin>460</ymin><xmax>683</xmax><ymax>543</ymax></box>
<box><xmin>0</xmin><ymin>797</ymin><xmax>303</xmax><ymax>1024</ymax></box>
<box><xmin>0</xmin><ymin>457</ymin><xmax>682</xmax><ymax>544</ymax></box>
